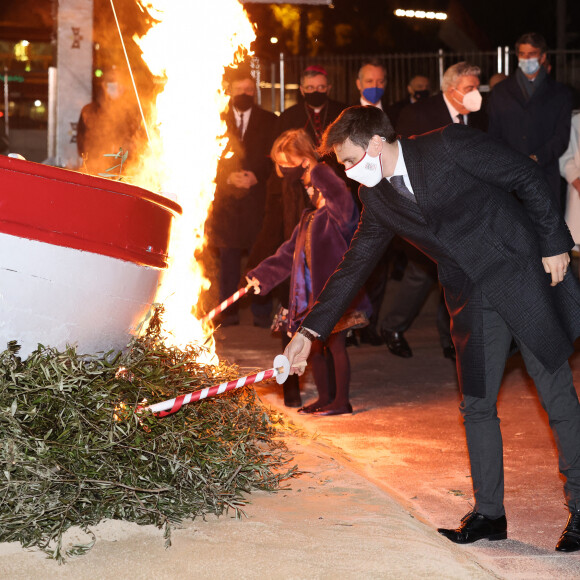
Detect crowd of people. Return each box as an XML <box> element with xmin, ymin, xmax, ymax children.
<box><xmin>208</xmin><ymin>31</ymin><xmax>580</xmax><ymax>554</ymax></box>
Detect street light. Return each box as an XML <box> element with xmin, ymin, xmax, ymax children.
<box><xmin>394</xmin><ymin>9</ymin><xmax>447</xmax><ymax>20</ymax></box>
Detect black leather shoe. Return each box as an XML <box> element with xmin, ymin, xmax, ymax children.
<box><xmin>438</xmin><ymin>511</ymin><xmax>507</xmax><ymax>544</ymax></box>
<box><xmin>382</xmin><ymin>330</ymin><xmax>412</xmax><ymax>358</ymax></box>
<box><xmin>555</xmin><ymin>510</ymin><xmax>580</xmax><ymax>552</ymax></box>
<box><xmin>313</xmin><ymin>403</ymin><xmax>353</xmax><ymax>416</ymax></box>
<box><xmin>443</xmin><ymin>345</ymin><xmax>456</xmax><ymax>361</ymax></box>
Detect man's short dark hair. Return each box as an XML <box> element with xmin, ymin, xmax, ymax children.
<box><xmin>358</xmin><ymin>58</ymin><xmax>386</xmax><ymax>78</ymax></box>
<box><xmin>516</xmin><ymin>32</ymin><xmax>548</xmax><ymax>54</ymax></box>
<box><xmin>319</xmin><ymin>106</ymin><xmax>396</xmax><ymax>156</ymax></box>
<box><xmin>224</xmin><ymin>65</ymin><xmax>254</xmax><ymax>85</ymax></box>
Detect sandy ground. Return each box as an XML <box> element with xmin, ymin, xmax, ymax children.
<box><xmin>0</xmin><ymin>434</ymin><xmax>492</xmax><ymax>579</ymax></box>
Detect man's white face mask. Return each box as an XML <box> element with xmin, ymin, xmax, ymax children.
<box><xmin>455</xmin><ymin>87</ymin><xmax>482</xmax><ymax>113</ymax></box>
<box><xmin>345</xmin><ymin>148</ymin><xmax>383</xmax><ymax>187</ymax></box>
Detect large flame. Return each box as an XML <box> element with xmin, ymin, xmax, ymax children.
<box><xmin>132</xmin><ymin>1</ymin><xmax>255</xmax><ymax>363</ymax></box>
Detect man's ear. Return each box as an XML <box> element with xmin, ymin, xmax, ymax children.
<box><xmin>356</xmin><ymin>79</ymin><xmax>362</xmax><ymax>93</ymax></box>
<box><xmin>368</xmin><ymin>134</ymin><xmax>384</xmax><ymax>156</ymax></box>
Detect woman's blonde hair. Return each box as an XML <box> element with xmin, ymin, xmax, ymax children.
<box><xmin>271</xmin><ymin>129</ymin><xmax>318</xmax><ymax>177</ymax></box>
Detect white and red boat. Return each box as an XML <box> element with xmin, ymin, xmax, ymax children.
<box><xmin>0</xmin><ymin>155</ymin><xmax>181</xmax><ymax>357</ymax></box>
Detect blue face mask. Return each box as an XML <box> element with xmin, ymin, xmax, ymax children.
<box><xmin>518</xmin><ymin>57</ymin><xmax>541</xmax><ymax>76</ymax></box>
<box><xmin>362</xmin><ymin>87</ymin><xmax>384</xmax><ymax>104</ymax></box>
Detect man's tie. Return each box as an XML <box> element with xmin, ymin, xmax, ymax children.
<box><xmin>389</xmin><ymin>175</ymin><xmax>416</xmax><ymax>203</ymax></box>
<box><xmin>237</xmin><ymin>113</ymin><xmax>245</xmax><ymax>138</ymax></box>
<box><xmin>457</xmin><ymin>113</ymin><xmax>465</xmax><ymax>125</ymax></box>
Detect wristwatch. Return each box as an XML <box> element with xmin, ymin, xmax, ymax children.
<box><xmin>297</xmin><ymin>327</ymin><xmax>317</xmax><ymax>342</ymax></box>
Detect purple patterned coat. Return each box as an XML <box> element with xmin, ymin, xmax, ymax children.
<box><xmin>248</xmin><ymin>163</ymin><xmax>370</xmax><ymax>332</ymax></box>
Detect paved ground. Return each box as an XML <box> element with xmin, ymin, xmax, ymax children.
<box><xmin>215</xmin><ymin>286</ymin><xmax>580</xmax><ymax>579</ymax></box>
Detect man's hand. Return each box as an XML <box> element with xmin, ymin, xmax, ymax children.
<box><xmin>228</xmin><ymin>171</ymin><xmax>257</xmax><ymax>189</ymax></box>
<box><xmin>284</xmin><ymin>332</ymin><xmax>313</xmax><ymax>376</ymax></box>
<box><xmin>542</xmin><ymin>253</ymin><xmax>570</xmax><ymax>286</ymax></box>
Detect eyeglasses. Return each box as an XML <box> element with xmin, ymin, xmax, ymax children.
<box><xmin>301</xmin><ymin>84</ymin><xmax>328</xmax><ymax>93</ymax></box>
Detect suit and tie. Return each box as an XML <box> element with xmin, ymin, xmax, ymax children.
<box><xmin>396</xmin><ymin>91</ymin><xmax>488</xmax><ymax>136</ymax></box>
<box><xmin>302</xmin><ymin>124</ymin><xmax>580</xmax><ymax>519</ymax></box>
<box><xmin>207</xmin><ymin>103</ymin><xmax>277</xmax><ymax>325</ymax></box>
<box><xmin>378</xmin><ymin>92</ymin><xmax>487</xmax><ymax>354</ymax></box>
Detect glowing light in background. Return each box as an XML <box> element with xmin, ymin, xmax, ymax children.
<box><xmin>133</xmin><ymin>1</ymin><xmax>255</xmax><ymax>363</ymax></box>
<box><xmin>394</xmin><ymin>9</ymin><xmax>447</xmax><ymax>20</ymax></box>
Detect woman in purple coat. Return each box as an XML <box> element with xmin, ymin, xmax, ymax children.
<box><xmin>247</xmin><ymin>130</ymin><xmax>369</xmax><ymax>416</ymax></box>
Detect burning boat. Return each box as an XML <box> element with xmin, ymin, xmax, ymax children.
<box><xmin>0</xmin><ymin>154</ymin><xmax>181</xmax><ymax>357</ymax></box>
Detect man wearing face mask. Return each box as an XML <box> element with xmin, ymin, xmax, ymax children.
<box><xmin>77</xmin><ymin>67</ymin><xmax>144</xmax><ymax>175</ymax></box>
<box><xmin>355</xmin><ymin>59</ymin><xmax>388</xmax><ymax>110</ymax></box>
<box><xmin>378</xmin><ymin>63</ymin><xmax>487</xmax><ymax>360</ymax></box>
<box><xmin>206</xmin><ymin>67</ymin><xmax>277</xmax><ymax>328</ymax></box>
<box><xmin>386</xmin><ymin>74</ymin><xmax>431</xmax><ymax>131</ymax></box>
<box><xmin>488</xmin><ymin>32</ymin><xmax>572</xmax><ymax>207</ymax></box>
<box><xmin>284</xmin><ymin>105</ymin><xmax>580</xmax><ymax>553</ymax></box>
<box><xmin>275</xmin><ymin>65</ymin><xmax>346</xmax><ymax>149</ymax></box>
<box><xmin>397</xmin><ymin>62</ymin><xmax>487</xmax><ymax>137</ymax></box>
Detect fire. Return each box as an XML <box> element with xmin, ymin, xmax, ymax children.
<box><xmin>131</xmin><ymin>1</ymin><xmax>255</xmax><ymax>363</ymax></box>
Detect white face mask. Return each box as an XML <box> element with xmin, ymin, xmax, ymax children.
<box><xmin>455</xmin><ymin>88</ymin><xmax>482</xmax><ymax>113</ymax></box>
<box><xmin>345</xmin><ymin>151</ymin><xmax>383</xmax><ymax>187</ymax></box>
<box><xmin>519</xmin><ymin>57</ymin><xmax>541</xmax><ymax>76</ymax></box>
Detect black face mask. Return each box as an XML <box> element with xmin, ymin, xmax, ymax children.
<box><xmin>232</xmin><ymin>93</ymin><xmax>254</xmax><ymax>112</ymax></box>
<box><xmin>279</xmin><ymin>164</ymin><xmax>306</xmax><ymax>182</ymax></box>
<box><xmin>413</xmin><ymin>89</ymin><xmax>430</xmax><ymax>101</ymax></box>
<box><xmin>303</xmin><ymin>91</ymin><xmax>328</xmax><ymax>108</ymax></box>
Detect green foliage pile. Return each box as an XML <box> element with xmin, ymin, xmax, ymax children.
<box><xmin>0</xmin><ymin>318</ymin><xmax>296</xmax><ymax>562</ymax></box>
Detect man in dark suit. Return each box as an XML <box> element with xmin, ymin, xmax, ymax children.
<box><xmin>380</xmin><ymin>62</ymin><xmax>487</xmax><ymax>360</ymax></box>
<box><xmin>206</xmin><ymin>68</ymin><xmax>276</xmax><ymax>327</ymax></box>
<box><xmin>488</xmin><ymin>32</ymin><xmax>572</xmax><ymax>206</ymax></box>
<box><xmin>275</xmin><ymin>65</ymin><xmax>345</xmax><ymax>149</ymax></box>
<box><xmin>385</xmin><ymin>74</ymin><xmax>431</xmax><ymax>130</ymax></box>
<box><xmin>285</xmin><ymin>106</ymin><xmax>580</xmax><ymax>552</ymax></box>
<box><xmin>396</xmin><ymin>62</ymin><xmax>488</xmax><ymax>135</ymax></box>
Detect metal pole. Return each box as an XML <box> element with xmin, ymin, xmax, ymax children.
<box><xmin>47</xmin><ymin>66</ymin><xmax>57</xmax><ymax>162</ymax></box>
<box><xmin>497</xmin><ymin>46</ymin><xmax>502</xmax><ymax>73</ymax></box>
<box><xmin>3</xmin><ymin>66</ymin><xmax>9</xmax><ymax>137</ymax></box>
<box><xmin>438</xmin><ymin>49</ymin><xmax>444</xmax><ymax>90</ymax></box>
<box><xmin>504</xmin><ymin>46</ymin><xmax>510</xmax><ymax>76</ymax></box>
<box><xmin>279</xmin><ymin>52</ymin><xmax>285</xmax><ymax>113</ymax></box>
<box><xmin>270</xmin><ymin>61</ymin><xmax>276</xmax><ymax>113</ymax></box>
<box><xmin>252</xmin><ymin>58</ymin><xmax>261</xmax><ymax>106</ymax></box>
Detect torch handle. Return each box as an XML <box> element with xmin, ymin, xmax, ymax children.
<box><xmin>201</xmin><ymin>284</ymin><xmax>253</xmax><ymax>324</ymax></box>
<box><xmin>148</xmin><ymin>367</ymin><xmax>278</xmax><ymax>417</ymax></box>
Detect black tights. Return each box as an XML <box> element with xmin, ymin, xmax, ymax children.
<box><xmin>309</xmin><ymin>330</ymin><xmax>350</xmax><ymax>410</ymax></box>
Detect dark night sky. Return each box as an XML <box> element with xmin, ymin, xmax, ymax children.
<box><xmin>1</xmin><ymin>0</ymin><xmax>579</xmax><ymax>56</ymax></box>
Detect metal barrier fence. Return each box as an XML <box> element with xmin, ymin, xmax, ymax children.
<box><xmin>253</xmin><ymin>49</ymin><xmax>580</xmax><ymax>113</ymax></box>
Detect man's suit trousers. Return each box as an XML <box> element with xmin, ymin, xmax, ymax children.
<box><xmin>460</xmin><ymin>294</ymin><xmax>580</xmax><ymax>518</ymax></box>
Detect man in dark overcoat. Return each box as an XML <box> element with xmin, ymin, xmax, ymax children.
<box><xmin>488</xmin><ymin>32</ymin><xmax>572</xmax><ymax>206</ymax></box>
<box><xmin>207</xmin><ymin>69</ymin><xmax>276</xmax><ymax>326</ymax></box>
<box><xmin>284</xmin><ymin>105</ymin><xmax>580</xmax><ymax>552</ymax></box>
<box><xmin>379</xmin><ymin>62</ymin><xmax>487</xmax><ymax>359</ymax></box>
